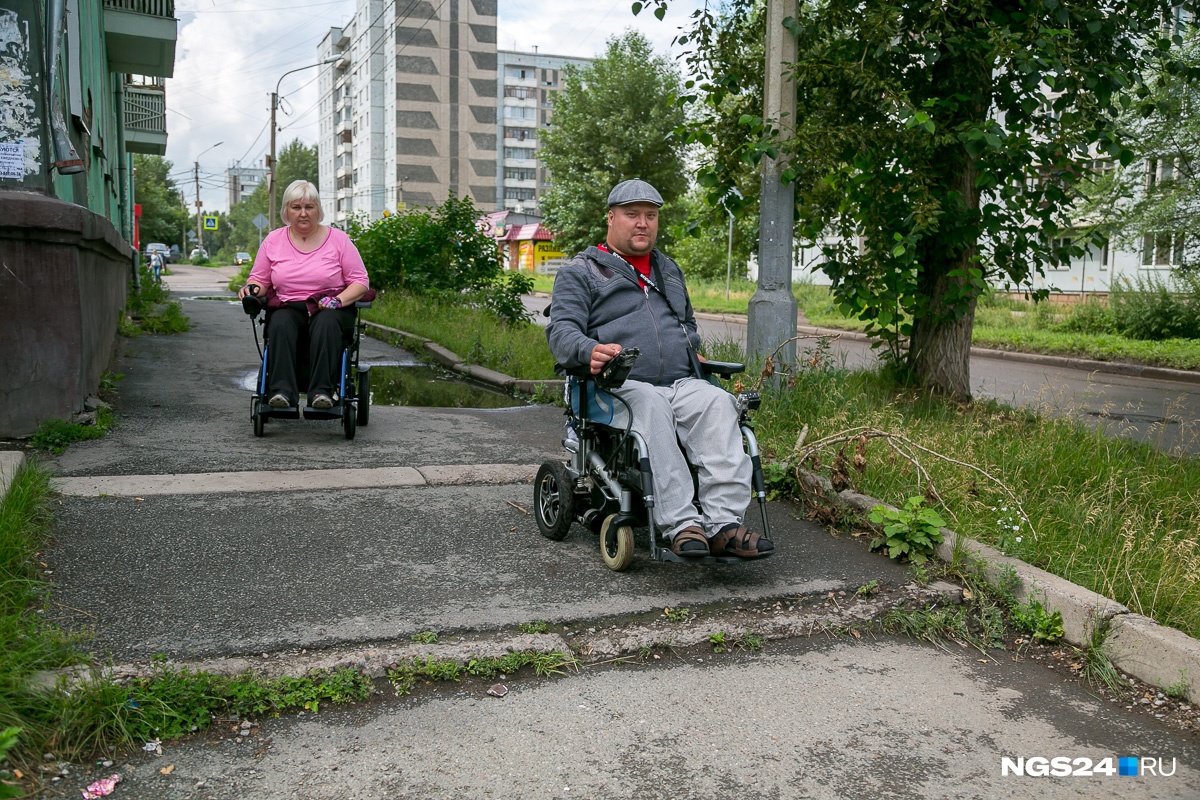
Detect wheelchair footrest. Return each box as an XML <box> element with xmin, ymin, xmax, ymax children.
<box><xmin>652</xmin><ymin>549</ymin><xmax>745</xmax><ymax>565</ymax></box>
<box><xmin>302</xmin><ymin>406</ymin><xmax>345</xmax><ymax>420</ymax></box>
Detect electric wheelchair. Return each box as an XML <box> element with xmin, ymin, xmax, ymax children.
<box><xmin>242</xmin><ymin>288</ymin><xmax>371</xmax><ymax>439</ymax></box>
<box><xmin>533</xmin><ymin>350</ymin><xmax>771</xmax><ymax>571</ymax></box>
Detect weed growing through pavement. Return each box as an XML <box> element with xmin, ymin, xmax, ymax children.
<box><xmin>708</xmin><ymin>632</ymin><xmax>727</xmax><ymax>653</ymax></box>
<box><xmin>855</xmin><ymin>580</ymin><xmax>879</xmax><ymax>598</ymax></box>
<box><xmin>1012</xmin><ymin>598</ymin><xmax>1066</xmax><ymax>644</ymax></box>
<box><xmin>517</xmin><ymin>620</ymin><xmax>550</xmax><ymax>634</ymax></box>
<box><xmin>387</xmin><ymin>651</ymin><xmax>577</xmax><ymax>697</ymax></box>
<box><xmin>410</xmin><ymin>631</ymin><xmax>439</xmax><ymax>644</ymax></box>
<box><xmin>29</xmin><ymin>408</ymin><xmax>114</xmax><ymax>454</ymax></box>
<box><xmin>868</xmin><ymin>497</ymin><xmax>946</xmax><ymax>564</ymax></box>
<box><xmin>663</xmin><ymin>607</ymin><xmax>692</xmax><ymax>623</ymax></box>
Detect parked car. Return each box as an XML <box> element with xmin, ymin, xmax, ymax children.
<box><xmin>235</xmin><ymin>251</ymin><xmax>252</xmax><ymax>265</ymax></box>
<box><xmin>144</xmin><ymin>242</ymin><xmax>169</xmax><ymax>263</ymax></box>
<box><xmin>189</xmin><ymin>248</ymin><xmax>208</xmax><ymax>260</ymax></box>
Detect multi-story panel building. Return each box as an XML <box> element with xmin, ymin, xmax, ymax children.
<box><xmin>495</xmin><ymin>50</ymin><xmax>590</xmax><ymax>215</ymax></box>
<box><xmin>319</xmin><ymin>0</ymin><xmax>498</xmax><ymax>223</ymax></box>
<box><xmin>227</xmin><ymin>165</ymin><xmax>267</xmax><ymax>209</ymax></box>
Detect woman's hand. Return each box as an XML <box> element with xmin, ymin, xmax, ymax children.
<box><xmin>238</xmin><ymin>282</ymin><xmax>263</xmax><ymax>300</ymax></box>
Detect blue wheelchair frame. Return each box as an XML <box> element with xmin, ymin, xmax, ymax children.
<box><xmin>243</xmin><ymin>294</ymin><xmax>372</xmax><ymax>439</ymax></box>
<box><xmin>534</xmin><ymin>361</ymin><xmax>771</xmax><ymax>571</ymax></box>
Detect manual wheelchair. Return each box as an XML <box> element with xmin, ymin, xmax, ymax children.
<box><xmin>533</xmin><ymin>355</ymin><xmax>771</xmax><ymax>571</ymax></box>
<box><xmin>242</xmin><ymin>289</ymin><xmax>371</xmax><ymax>440</ymax></box>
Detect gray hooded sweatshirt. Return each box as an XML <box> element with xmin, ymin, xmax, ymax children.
<box><xmin>546</xmin><ymin>246</ymin><xmax>701</xmax><ymax>386</ymax></box>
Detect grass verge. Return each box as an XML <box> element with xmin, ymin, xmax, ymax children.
<box><xmin>748</xmin><ymin>362</ymin><xmax>1200</xmax><ymax>640</ymax></box>
<box><xmin>364</xmin><ymin>291</ymin><xmax>558</xmax><ymax>381</ymax></box>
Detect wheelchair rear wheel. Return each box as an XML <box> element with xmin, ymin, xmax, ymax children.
<box><xmin>600</xmin><ymin>514</ymin><xmax>634</xmax><ymax>571</ymax></box>
<box><xmin>534</xmin><ymin>461</ymin><xmax>574</xmax><ymax>541</ymax></box>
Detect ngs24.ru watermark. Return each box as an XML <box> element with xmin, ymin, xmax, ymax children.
<box><xmin>1002</xmin><ymin>756</ymin><xmax>1176</xmax><ymax>777</ymax></box>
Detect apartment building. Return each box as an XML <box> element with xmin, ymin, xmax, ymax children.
<box><xmin>319</xmin><ymin>0</ymin><xmax>499</xmax><ymax>222</ymax></box>
<box><xmin>227</xmin><ymin>165</ymin><xmax>267</xmax><ymax>209</ymax></box>
<box><xmin>496</xmin><ymin>50</ymin><xmax>590</xmax><ymax>215</ymax></box>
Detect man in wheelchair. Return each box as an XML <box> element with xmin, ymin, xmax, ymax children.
<box><xmin>545</xmin><ymin>179</ymin><xmax>773</xmax><ymax>560</ymax></box>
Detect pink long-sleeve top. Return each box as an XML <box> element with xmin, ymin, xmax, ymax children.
<box><xmin>248</xmin><ymin>226</ymin><xmax>369</xmax><ymax>303</ymax></box>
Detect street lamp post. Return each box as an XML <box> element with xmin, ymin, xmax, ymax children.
<box><xmin>269</xmin><ymin>56</ymin><xmax>342</xmax><ymax>232</ymax></box>
<box><xmin>720</xmin><ymin>187</ymin><xmax>743</xmax><ymax>301</ymax></box>
<box><xmin>194</xmin><ymin>141</ymin><xmax>223</xmax><ymax>258</ymax></box>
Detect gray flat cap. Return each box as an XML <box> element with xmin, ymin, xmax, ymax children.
<box><xmin>607</xmin><ymin>179</ymin><xmax>663</xmax><ymax>207</ymax></box>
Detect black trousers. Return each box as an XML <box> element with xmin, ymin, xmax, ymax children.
<box><xmin>265</xmin><ymin>303</ymin><xmax>355</xmax><ymax>405</ymax></box>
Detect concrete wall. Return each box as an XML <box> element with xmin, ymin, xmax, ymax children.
<box><xmin>0</xmin><ymin>192</ymin><xmax>131</xmax><ymax>437</ymax></box>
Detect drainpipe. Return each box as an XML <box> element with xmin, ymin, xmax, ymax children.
<box><xmin>114</xmin><ymin>75</ymin><xmax>137</xmax><ymax>287</ymax></box>
<box><xmin>46</xmin><ymin>0</ymin><xmax>84</xmax><ymax>174</ymax></box>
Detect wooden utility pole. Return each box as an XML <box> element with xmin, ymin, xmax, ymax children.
<box><xmin>748</xmin><ymin>0</ymin><xmax>798</xmax><ymax>364</ymax></box>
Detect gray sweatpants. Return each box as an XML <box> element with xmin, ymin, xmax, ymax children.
<box><xmin>610</xmin><ymin>377</ymin><xmax>751</xmax><ymax>540</ymax></box>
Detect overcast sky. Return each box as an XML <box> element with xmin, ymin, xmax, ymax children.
<box><xmin>165</xmin><ymin>0</ymin><xmax>705</xmax><ymax>213</ymax></box>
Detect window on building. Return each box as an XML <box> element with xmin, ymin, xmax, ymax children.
<box><xmin>504</xmin><ymin>127</ymin><xmax>536</xmax><ymax>142</ymax></box>
<box><xmin>1142</xmin><ymin>232</ymin><xmax>1185</xmax><ymax>267</ymax></box>
<box><xmin>505</xmin><ymin>188</ymin><xmax>536</xmax><ymax>201</ymax></box>
<box><xmin>504</xmin><ymin>147</ymin><xmax>536</xmax><ymax>160</ymax></box>
<box><xmin>504</xmin><ymin>106</ymin><xmax>536</xmax><ymax>120</ymax></box>
<box><xmin>505</xmin><ymin>168</ymin><xmax>537</xmax><ymax>181</ymax></box>
<box><xmin>504</xmin><ymin>86</ymin><xmax>536</xmax><ymax>99</ymax></box>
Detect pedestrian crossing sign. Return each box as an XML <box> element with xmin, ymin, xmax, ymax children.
<box><xmin>203</xmin><ymin>215</ymin><xmax>218</xmax><ymax>230</ymax></box>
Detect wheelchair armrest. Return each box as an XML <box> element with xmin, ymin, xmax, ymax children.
<box><xmin>700</xmin><ymin>360</ymin><xmax>744</xmax><ymax>379</ymax></box>
<box><xmin>354</xmin><ymin>301</ymin><xmax>372</xmax><ymax>309</ymax></box>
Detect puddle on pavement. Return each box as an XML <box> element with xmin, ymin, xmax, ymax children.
<box><xmin>368</xmin><ymin>365</ymin><xmax>525</xmax><ymax>408</ymax></box>
<box><xmin>238</xmin><ymin>362</ymin><xmax>526</xmax><ymax>409</ymax></box>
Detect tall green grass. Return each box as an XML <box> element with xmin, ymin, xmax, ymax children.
<box><xmin>364</xmin><ymin>291</ymin><xmax>559</xmax><ymax>381</ymax></box>
<box><xmin>743</xmin><ymin>361</ymin><xmax>1200</xmax><ymax>639</ymax></box>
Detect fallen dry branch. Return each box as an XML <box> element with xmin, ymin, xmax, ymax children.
<box><xmin>789</xmin><ymin>425</ymin><xmax>1039</xmax><ymax>541</ymax></box>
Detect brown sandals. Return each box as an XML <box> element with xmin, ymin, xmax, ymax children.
<box><xmin>670</xmin><ymin>526</ymin><xmax>709</xmax><ymax>558</ymax></box>
<box><xmin>711</xmin><ymin>524</ymin><xmax>774</xmax><ymax>559</ymax></box>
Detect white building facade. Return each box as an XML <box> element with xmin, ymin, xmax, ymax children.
<box><xmin>496</xmin><ymin>50</ymin><xmax>590</xmax><ymax>215</ymax></box>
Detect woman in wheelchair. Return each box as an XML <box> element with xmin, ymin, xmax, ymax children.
<box><xmin>237</xmin><ymin>180</ymin><xmax>369</xmax><ymax>410</ymax></box>
<box><xmin>545</xmin><ymin>179</ymin><xmax>773</xmax><ymax>562</ymax></box>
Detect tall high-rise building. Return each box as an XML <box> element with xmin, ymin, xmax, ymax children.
<box><xmin>496</xmin><ymin>50</ymin><xmax>590</xmax><ymax>215</ymax></box>
<box><xmin>227</xmin><ymin>165</ymin><xmax>267</xmax><ymax>209</ymax></box>
<box><xmin>319</xmin><ymin>0</ymin><xmax>498</xmax><ymax>222</ymax></box>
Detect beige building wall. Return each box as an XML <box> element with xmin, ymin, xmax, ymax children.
<box><xmin>390</xmin><ymin>0</ymin><xmax>497</xmax><ymax>209</ymax></box>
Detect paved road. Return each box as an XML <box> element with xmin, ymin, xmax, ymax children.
<box><xmin>524</xmin><ymin>295</ymin><xmax>1200</xmax><ymax>456</ymax></box>
<box><xmin>31</xmin><ymin>267</ymin><xmax>1200</xmax><ymax>798</ymax></box>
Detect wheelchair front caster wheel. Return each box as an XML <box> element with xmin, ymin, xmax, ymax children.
<box><xmin>600</xmin><ymin>514</ymin><xmax>634</xmax><ymax>572</ymax></box>
<box><xmin>252</xmin><ymin>399</ymin><xmax>265</xmax><ymax>437</ymax></box>
<box><xmin>534</xmin><ymin>461</ymin><xmax>574</xmax><ymax>541</ymax></box>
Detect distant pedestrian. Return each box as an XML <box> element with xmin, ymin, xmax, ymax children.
<box><xmin>149</xmin><ymin>250</ymin><xmax>164</xmax><ymax>282</ymax></box>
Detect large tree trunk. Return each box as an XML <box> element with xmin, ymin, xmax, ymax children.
<box><xmin>907</xmin><ymin>270</ymin><xmax>978</xmax><ymax>400</ymax></box>
<box><xmin>907</xmin><ymin>39</ymin><xmax>990</xmax><ymax>401</ymax></box>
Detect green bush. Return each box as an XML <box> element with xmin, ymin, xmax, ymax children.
<box><xmin>345</xmin><ymin>198</ymin><xmax>530</xmax><ymax>325</ymax></box>
<box><xmin>1058</xmin><ymin>297</ymin><xmax>1116</xmax><ymax>335</ymax></box>
<box><xmin>1109</xmin><ymin>271</ymin><xmax>1200</xmax><ymax>341</ymax></box>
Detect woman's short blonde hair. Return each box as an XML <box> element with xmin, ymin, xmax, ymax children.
<box><xmin>280</xmin><ymin>180</ymin><xmax>325</xmax><ymax>225</ymax></box>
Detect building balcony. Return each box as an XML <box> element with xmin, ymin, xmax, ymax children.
<box><xmin>103</xmin><ymin>0</ymin><xmax>178</xmax><ymax>79</ymax></box>
<box><xmin>123</xmin><ymin>83</ymin><xmax>167</xmax><ymax>155</ymax></box>
<box><xmin>505</xmin><ymin>178</ymin><xmax>537</xmax><ymax>189</ymax></box>
<box><xmin>504</xmin><ymin>157</ymin><xmax>537</xmax><ymax>168</ymax></box>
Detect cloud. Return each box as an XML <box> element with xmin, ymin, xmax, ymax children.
<box><xmin>165</xmin><ymin>0</ymin><xmax>703</xmax><ymax>212</ymax></box>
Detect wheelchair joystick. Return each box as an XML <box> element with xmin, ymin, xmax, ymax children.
<box><xmin>242</xmin><ymin>283</ymin><xmax>264</xmax><ymax>316</ymax></box>
<box><xmin>596</xmin><ymin>346</ymin><xmax>640</xmax><ymax>390</ymax></box>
